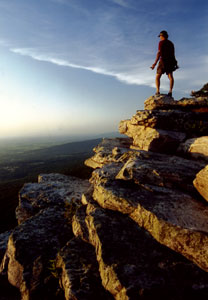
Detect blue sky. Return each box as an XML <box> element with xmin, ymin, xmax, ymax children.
<box><xmin>0</xmin><ymin>0</ymin><xmax>207</xmax><ymax>138</ymax></box>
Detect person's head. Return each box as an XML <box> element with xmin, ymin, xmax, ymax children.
<box><xmin>158</xmin><ymin>30</ymin><xmax>168</xmax><ymax>40</ymax></box>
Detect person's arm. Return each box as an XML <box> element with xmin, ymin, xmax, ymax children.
<box><xmin>151</xmin><ymin>50</ymin><xmax>160</xmax><ymax>69</ymax></box>
<box><xmin>151</xmin><ymin>41</ymin><xmax>162</xmax><ymax>69</ymax></box>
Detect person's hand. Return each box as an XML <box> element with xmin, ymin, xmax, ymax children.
<box><xmin>151</xmin><ymin>63</ymin><xmax>156</xmax><ymax>70</ymax></box>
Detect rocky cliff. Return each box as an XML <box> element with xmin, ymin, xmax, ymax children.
<box><xmin>1</xmin><ymin>91</ymin><xmax>208</xmax><ymax>300</ymax></box>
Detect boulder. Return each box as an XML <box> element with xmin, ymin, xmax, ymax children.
<box><xmin>119</xmin><ymin>122</ymin><xmax>186</xmax><ymax>153</ymax></box>
<box><xmin>17</xmin><ymin>174</ymin><xmax>90</xmax><ymax>224</ymax></box>
<box><xmin>85</xmin><ymin>138</ymin><xmax>132</xmax><ymax>169</ymax></box>
<box><xmin>90</xmin><ymin>164</ymin><xmax>208</xmax><ymax>272</ymax></box>
<box><xmin>0</xmin><ymin>206</ymin><xmax>73</xmax><ymax>300</ymax></box>
<box><xmin>144</xmin><ymin>95</ymin><xmax>176</xmax><ymax>110</ymax></box>
<box><xmin>85</xmin><ymin>202</ymin><xmax>208</xmax><ymax>299</ymax></box>
<box><xmin>178</xmin><ymin>136</ymin><xmax>208</xmax><ymax>161</ymax></box>
<box><xmin>193</xmin><ymin>165</ymin><xmax>208</xmax><ymax>202</ymax></box>
<box><xmin>56</xmin><ymin>237</ymin><xmax>114</xmax><ymax>300</ymax></box>
<box><xmin>115</xmin><ymin>150</ymin><xmax>205</xmax><ymax>194</ymax></box>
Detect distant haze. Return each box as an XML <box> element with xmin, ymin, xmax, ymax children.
<box><xmin>0</xmin><ymin>132</ymin><xmax>124</xmax><ymax>148</ymax></box>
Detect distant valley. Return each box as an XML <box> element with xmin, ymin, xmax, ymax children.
<box><xmin>0</xmin><ymin>137</ymin><xmax>105</xmax><ymax>233</ymax></box>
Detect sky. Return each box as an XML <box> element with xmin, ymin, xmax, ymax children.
<box><xmin>0</xmin><ymin>0</ymin><xmax>207</xmax><ymax>139</ymax></box>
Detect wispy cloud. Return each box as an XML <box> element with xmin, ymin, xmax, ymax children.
<box><xmin>11</xmin><ymin>47</ymin><xmax>155</xmax><ymax>87</ymax></box>
<box><xmin>6</xmin><ymin>0</ymin><xmax>208</xmax><ymax>95</ymax></box>
<box><xmin>11</xmin><ymin>44</ymin><xmax>208</xmax><ymax>94</ymax></box>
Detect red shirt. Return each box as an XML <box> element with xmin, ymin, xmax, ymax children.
<box><xmin>158</xmin><ymin>39</ymin><xmax>175</xmax><ymax>62</ymax></box>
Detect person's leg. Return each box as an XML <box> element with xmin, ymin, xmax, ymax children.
<box><xmin>167</xmin><ymin>72</ymin><xmax>174</xmax><ymax>93</ymax></box>
<box><xmin>156</xmin><ymin>73</ymin><xmax>162</xmax><ymax>94</ymax></box>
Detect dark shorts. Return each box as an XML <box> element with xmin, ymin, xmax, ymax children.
<box><xmin>157</xmin><ymin>60</ymin><xmax>176</xmax><ymax>75</ymax></box>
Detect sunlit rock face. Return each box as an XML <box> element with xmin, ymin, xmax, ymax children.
<box><xmin>119</xmin><ymin>94</ymin><xmax>208</xmax><ymax>153</ymax></box>
<box><xmin>16</xmin><ymin>173</ymin><xmax>90</xmax><ymax>224</ymax></box>
<box><xmin>178</xmin><ymin>136</ymin><xmax>208</xmax><ymax>161</ymax></box>
<box><xmin>194</xmin><ymin>165</ymin><xmax>208</xmax><ymax>203</ymax></box>
<box><xmin>1</xmin><ymin>87</ymin><xmax>208</xmax><ymax>299</ymax></box>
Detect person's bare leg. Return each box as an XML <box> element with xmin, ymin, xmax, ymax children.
<box><xmin>168</xmin><ymin>73</ymin><xmax>174</xmax><ymax>93</ymax></box>
<box><xmin>156</xmin><ymin>73</ymin><xmax>162</xmax><ymax>94</ymax></box>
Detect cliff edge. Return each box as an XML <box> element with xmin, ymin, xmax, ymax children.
<box><xmin>1</xmin><ymin>90</ymin><xmax>208</xmax><ymax>299</ymax></box>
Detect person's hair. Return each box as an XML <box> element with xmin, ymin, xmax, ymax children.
<box><xmin>159</xmin><ymin>30</ymin><xmax>168</xmax><ymax>38</ymax></box>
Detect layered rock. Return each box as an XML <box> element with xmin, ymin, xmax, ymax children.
<box><xmin>85</xmin><ymin>93</ymin><xmax>208</xmax><ymax>272</ymax></box>
<box><xmin>90</xmin><ymin>161</ymin><xmax>208</xmax><ymax>271</ymax></box>
<box><xmin>1</xmin><ymin>89</ymin><xmax>208</xmax><ymax>299</ymax></box>
<box><xmin>120</xmin><ymin>95</ymin><xmax>208</xmax><ymax>153</ymax></box>
<box><xmin>73</xmin><ymin>196</ymin><xmax>208</xmax><ymax>299</ymax></box>
<box><xmin>144</xmin><ymin>94</ymin><xmax>208</xmax><ymax>111</ymax></box>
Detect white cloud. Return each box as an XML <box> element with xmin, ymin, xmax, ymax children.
<box><xmin>11</xmin><ymin>47</ymin><xmax>155</xmax><ymax>87</ymax></box>
<box><xmin>12</xmin><ymin>46</ymin><xmax>207</xmax><ymax>95</ymax></box>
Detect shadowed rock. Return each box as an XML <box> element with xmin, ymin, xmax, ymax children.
<box><xmin>0</xmin><ymin>231</ymin><xmax>11</xmax><ymax>264</ymax></box>
<box><xmin>72</xmin><ymin>205</ymin><xmax>89</xmax><ymax>242</ymax></box>
<box><xmin>0</xmin><ymin>206</ymin><xmax>73</xmax><ymax>300</ymax></box>
<box><xmin>90</xmin><ymin>164</ymin><xmax>208</xmax><ymax>272</ymax></box>
<box><xmin>56</xmin><ymin>237</ymin><xmax>114</xmax><ymax>300</ymax></box>
<box><xmin>85</xmin><ymin>203</ymin><xmax>208</xmax><ymax>299</ymax></box>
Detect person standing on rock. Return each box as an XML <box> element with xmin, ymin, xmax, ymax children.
<box><xmin>151</xmin><ymin>30</ymin><xmax>178</xmax><ymax>97</ymax></box>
